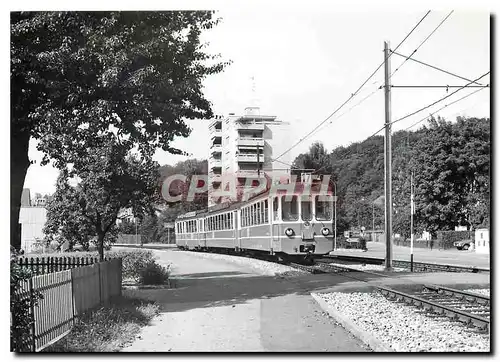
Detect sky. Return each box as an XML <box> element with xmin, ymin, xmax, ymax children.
<box><xmin>22</xmin><ymin>8</ymin><xmax>491</xmax><ymax>195</ymax></box>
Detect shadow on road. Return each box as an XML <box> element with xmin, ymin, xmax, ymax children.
<box><xmin>123</xmin><ymin>271</ymin><xmax>383</xmax><ymax>313</ymax></box>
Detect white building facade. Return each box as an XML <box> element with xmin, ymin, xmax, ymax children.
<box><xmin>475</xmin><ymin>228</ymin><xmax>489</xmax><ymax>254</ymax></box>
<box><xmin>208</xmin><ymin>106</ymin><xmax>291</xmax><ymax>207</ymax></box>
<box><xmin>19</xmin><ymin>207</ymin><xmax>47</xmax><ymax>253</ymax></box>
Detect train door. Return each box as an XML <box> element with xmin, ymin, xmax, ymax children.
<box><xmin>271</xmin><ymin>196</ymin><xmax>281</xmax><ymax>252</ymax></box>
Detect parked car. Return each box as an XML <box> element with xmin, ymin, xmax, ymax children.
<box><xmin>454</xmin><ymin>240</ymin><xmax>472</xmax><ymax>250</ymax></box>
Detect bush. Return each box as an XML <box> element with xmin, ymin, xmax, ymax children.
<box><xmin>107</xmin><ymin>250</ymin><xmax>156</xmax><ymax>282</ymax></box>
<box><xmin>436</xmin><ymin>230</ymin><xmax>472</xmax><ymax>249</ymax></box>
<box><xmin>10</xmin><ymin>249</ymin><xmax>43</xmax><ymax>352</ymax></box>
<box><xmin>139</xmin><ymin>262</ymin><xmax>170</xmax><ymax>285</ymax></box>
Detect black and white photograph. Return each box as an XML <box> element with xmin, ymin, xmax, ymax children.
<box><xmin>7</xmin><ymin>1</ymin><xmax>492</xmax><ymax>354</ymax></box>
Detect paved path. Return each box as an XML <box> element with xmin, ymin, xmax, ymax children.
<box><xmin>119</xmin><ymin>248</ymin><xmax>370</xmax><ymax>352</ymax></box>
<box><xmin>332</xmin><ymin>242</ymin><xmax>490</xmax><ymax>268</ymax></box>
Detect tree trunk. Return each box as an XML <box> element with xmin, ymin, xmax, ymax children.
<box><xmin>11</xmin><ymin>129</ymin><xmax>31</xmax><ymax>250</ymax></box>
<box><xmin>97</xmin><ymin>231</ymin><xmax>105</xmax><ymax>261</ymax></box>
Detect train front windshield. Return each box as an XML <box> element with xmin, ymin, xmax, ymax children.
<box><xmin>315</xmin><ymin>195</ymin><xmax>332</xmax><ymax>221</ymax></box>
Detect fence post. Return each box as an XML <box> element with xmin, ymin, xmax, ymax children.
<box><xmin>70</xmin><ymin>267</ymin><xmax>76</xmax><ymax>320</ymax></box>
<box><xmin>29</xmin><ymin>278</ymin><xmax>36</xmax><ymax>352</ymax></box>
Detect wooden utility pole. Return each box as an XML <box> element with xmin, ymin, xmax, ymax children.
<box><xmin>410</xmin><ymin>170</ymin><xmax>415</xmax><ymax>272</ymax></box>
<box><xmin>384</xmin><ymin>41</ymin><xmax>393</xmax><ymax>271</ymax></box>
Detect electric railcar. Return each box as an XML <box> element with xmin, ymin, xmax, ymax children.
<box><xmin>175</xmin><ymin>178</ymin><xmax>335</xmax><ymax>261</ymax></box>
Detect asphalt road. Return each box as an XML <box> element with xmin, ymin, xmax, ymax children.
<box><xmin>120</xmin><ymin>248</ymin><xmax>371</xmax><ymax>352</ymax></box>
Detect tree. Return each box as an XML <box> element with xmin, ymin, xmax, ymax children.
<box><xmin>11</xmin><ymin>11</ymin><xmax>228</xmax><ymax>249</ymax></box>
<box><xmin>43</xmin><ymin>172</ymin><xmax>95</xmax><ymax>250</ymax></box>
<box><xmin>410</xmin><ymin>117</ymin><xmax>490</xmax><ymax>235</ymax></box>
<box><xmin>44</xmin><ymin>136</ymin><xmax>160</xmax><ymax>260</ymax></box>
<box><xmin>292</xmin><ymin>142</ymin><xmax>331</xmax><ymax>175</ymax></box>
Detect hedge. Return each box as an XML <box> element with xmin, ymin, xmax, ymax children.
<box><xmin>436</xmin><ymin>230</ymin><xmax>473</xmax><ymax>250</ymax></box>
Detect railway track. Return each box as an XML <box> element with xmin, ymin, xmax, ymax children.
<box><xmin>323</xmin><ymin>255</ymin><xmax>490</xmax><ymax>274</ymax></box>
<box><xmin>315</xmin><ymin>261</ymin><xmax>490</xmax><ymax>333</ymax></box>
<box><xmin>378</xmin><ymin>285</ymin><xmax>490</xmax><ymax>333</ymax></box>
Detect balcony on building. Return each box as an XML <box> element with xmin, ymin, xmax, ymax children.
<box><xmin>236</xmin><ymin>122</ymin><xmax>265</xmax><ymax>131</ymax></box>
<box><xmin>237</xmin><ymin>137</ymin><xmax>264</xmax><ymax>147</ymax></box>
<box><xmin>235</xmin><ymin>169</ymin><xmax>261</xmax><ymax>178</ymax></box>
<box><xmin>210</xmin><ymin>144</ymin><xmax>222</xmax><ymax>154</ymax></box>
<box><xmin>210</xmin><ymin>128</ymin><xmax>222</xmax><ymax>140</ymax></box>
<box><xmin>237</xmin><ymin>153</ymin><xmax>264</xmax><ymax>163</ymax></box>
<box><xmin>209</xmin><ymin>172</ymin><xmax>222</xmax><ymax>184</ymax></box>
<box><xmin>210</xmin><ymin>158</ymin><xmax>222</xmax><ymax>168</ymax></box>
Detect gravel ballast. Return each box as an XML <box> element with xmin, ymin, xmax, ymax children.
<box><xmin>328</xmin><ymin>262</ymin><xmax>407</xmax><ymax>273</ymax></box>
<box><xmin>181</xmin><ymin>251</ymin><xmax>307</xmax><ymax>276</ymax></box>
<box><xmin>464</xmin><ymin>289</ymin><xmax>490</xmax><ymax>297</ymax></box>
<box><xmin>316</xmin><ymin>291</ymin><xmax>490</xmax><ymax>352</ymax></box>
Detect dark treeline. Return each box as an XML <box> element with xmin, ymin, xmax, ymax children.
<box><xmin>292</xmin><ymin>116</ymin><xmax>490</xmax><ymax>238</ymax></box>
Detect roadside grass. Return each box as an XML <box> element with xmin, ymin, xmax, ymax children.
<box><xmin>44</xmin><ymin>296</ymin><xmax>160</xmax><ymax>352</ymax></box>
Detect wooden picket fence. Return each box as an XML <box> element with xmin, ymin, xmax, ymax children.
<box><xmin>13</xmin><ymin>258</ymin><xmax>122</xmax><ymax>352</ymax></box>
<box><xmin>17</xmin><ymin>256</ymin><xmax>114</xmax><ymax>276</ymax></box>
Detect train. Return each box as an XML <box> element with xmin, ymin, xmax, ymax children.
<box><xmin>174</xmin><ymin>175</ymin><xmax>335</xmax><ymax>263</ymax></box>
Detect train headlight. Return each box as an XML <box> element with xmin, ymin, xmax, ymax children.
<box><xmin>321</xmin><ymin>227</ymin><xmax>330</xmax><ymax>236</ymax></box>
<box><xmin>285</xmin><ymin>228</ymin><xmax>294</xmax><ymax>237</ymax></box>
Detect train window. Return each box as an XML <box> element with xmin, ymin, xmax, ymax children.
<box><xmin>315</xmin><ymin>195</ymin><xmax>332</xmax><ymax>220</ymax></box>
<box><xmin>282</xmin><ymin>195</ymin><xmax>298</xmax><ymax>221</ymax></box>
<box><xmin>225</xmin><ymin>213</ymin><xmax>229</xmax><ymax>229</ymax></box>
<box><xmin>301</xmin><ymin>199</ymin><xmax>312</xmax><ymax>221</ymax></box>
<box><xmin>230</xmin><ymin>213</ymin><xmax>233</xmax><ymax>229</ymax></box>
<box><xmin>256</xmin><ymin>203</ymin><xmax>261</xmax><ymax>224</ymax></box>
<box><xmin>264</xmin><ymin>200</ymin><xmax>269</xmax><ymax>223</ymax></box>
<box><xmin>273</xmin><ymin>197</ymin><xmax>279</xmax><ymax>220</ymax></box>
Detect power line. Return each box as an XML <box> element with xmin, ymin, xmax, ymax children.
<box><xmin>271</xmin><ymin>11</ymin><xmax>432</xmax><ymax>164</ymax></box>
<box><xmin>391</xmin><ymin>10</ymin><xmax>454</xmax><ymax>79</ymax></box>
<box><xmin>390</xmin><ymin>50</ymin><xmax>485</xmax><ymax>86</ymax></box>
<box><xmin>308</xmin><ymin>87</ymin><xmax>383</xmax><ymax>140</ymax></box>
<box><xmin>390</xmin><ymin>71</ymin><xmax>489</xmax><ymax>126</ymax></box>
<box><xmin>405</xmin><ymin>86</ymin><xmax>488</xmax><ymax>130</ymax></box>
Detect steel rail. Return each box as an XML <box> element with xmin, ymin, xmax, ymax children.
<box><xmin>423</xmin><ymin>284</ymin><xmax>490</xmax><ymax>305</ymax></box>
<box><xmin>323</xmin><ymin>255</ymin><xmax>490</xmax><ymax>273</ymax></box>
<box><xmin>377</xmin><ymin>286</ymin><xmax>490</xmax><ymax>332</ymax></box>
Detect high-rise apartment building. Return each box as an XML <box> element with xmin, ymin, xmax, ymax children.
<box><xmin>208</xmin><ymin>106</ymin><xmax>290</xmax><ymax>207</ymax></box>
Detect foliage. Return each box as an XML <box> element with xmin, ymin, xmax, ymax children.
<box><xmin>158</xmin><ymin>158</ymin><xmax>208</xmax><ymax>211</ymax></box>
<box><xmin>411</xmin><ymin>117</ymin><xmax>490</xmax><ymax>234</ymax></box>
<box><xmin>117</xmin><ymin>220</ymin><xmax>137</xmax><ymax>235</ymax></box>
<box><xmin>139</xmin><ymin>262</ymin><xmax>171</xmax><ymax>285</ymax></box>
<box><xmin>436</xmin><ymin>230</ymin><xmax>473</xmax><ymax>249</ymax></box>
<box><xmin>11</xmin><ymin>11</ymin><xmax>228</xmax><ymax>249</ymax></box>
<box><xmin>292</xmin><ymin>117</ymin><xmax>490</xmax><ymax>236</ymax></box>
<box><xmin>44</xmin><ymin>296</ymin><xmax>160</xmax><ymax>352</ymax></box>
<box><xmin>292</xmin><ymin>142</ymin><xmax>331</xmax><ymax>174</ymax></box>
<box><xmin>10</xmin><ymin>250</ymin><xmax>44</xmax><ymax>352</ymax></box>
<box><xmin>109</xmin><ymin>250</ymin><xmax>157</xmax><ymax>282</ymax></box>
<box><xmin>44</xmin><ymin>137</ymin><xmax>159</xmax><ymax>260</ymax></box>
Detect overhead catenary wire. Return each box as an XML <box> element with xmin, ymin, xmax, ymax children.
<box><xmin>390</xmin><ymin>71</ymin><xmax>489</xmax><ymax>126</ymax></box>
<box><xmin>271</xmin><ymin>11</ymin><xmax>432</xmax><ymax>164</ymax></box>
<box><xmin>390</xmin><ymin>10</ymin><xmax>454</xmax><ymax>79</ymax></box>
<box><xmin>390</xmin><ymin>50</ymin><xmax>485</xmax><ymax>86</ymax></box>
<box><xmin>405</xmin><ymin>86</ymin><xmax>488</xmax><ymax>131</ymax></box>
